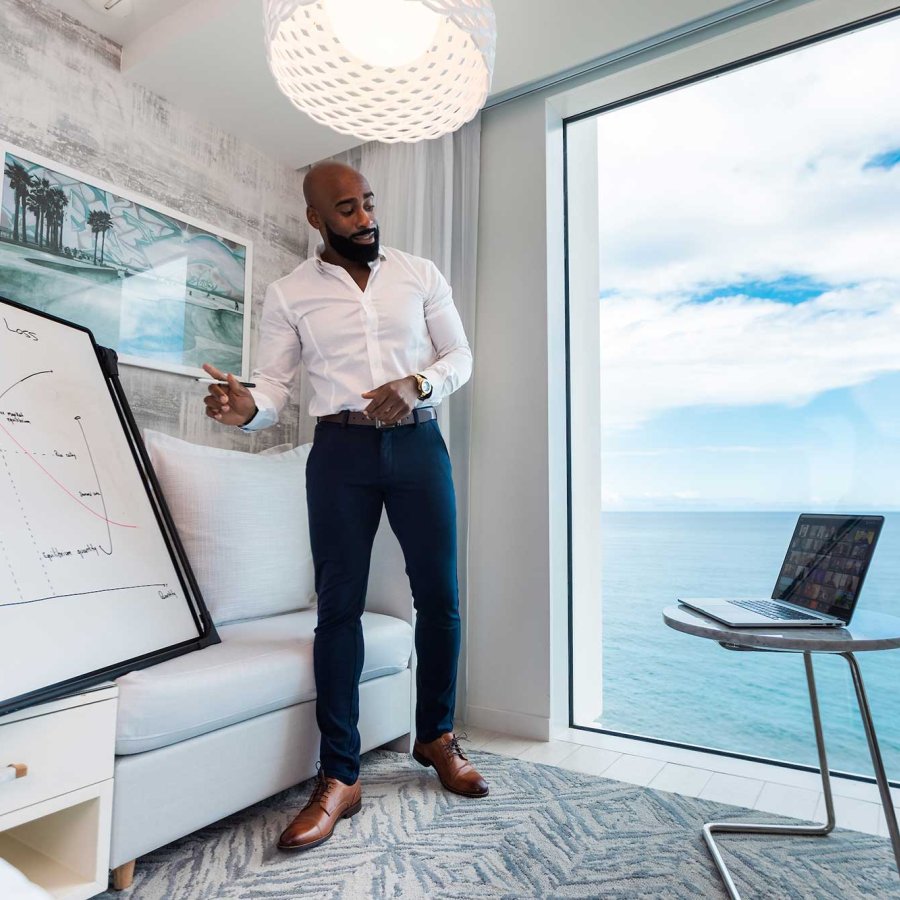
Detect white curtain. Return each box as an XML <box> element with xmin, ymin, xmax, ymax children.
<box><xmin>300</xmin><ymin>117</ymin><xmax>482</xmax><ymax>721</ymax></box>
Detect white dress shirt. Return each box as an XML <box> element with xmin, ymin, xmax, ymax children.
<box><xmin>242</xmin><ymin>244</ymin><xmax>472</xmax><ymax>429</ymax></box>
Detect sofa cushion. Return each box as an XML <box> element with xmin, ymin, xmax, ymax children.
<box><xmin>142</xmin><ymin>430</ymin><xmax>316</xmax><ymax>625</ymax></box>
<box><xmin>114</xmin><ymin>610</ymin><xmax>412</xmax><ymax>755</ymax></box>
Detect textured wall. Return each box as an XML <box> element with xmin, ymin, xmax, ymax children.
<box><xmin>0</xmin><ymin>0</ymin><xmax>310</xmax><ymax>451</ymax></box>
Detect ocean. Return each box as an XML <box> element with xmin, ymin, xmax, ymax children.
<box><xmin>596</xmin><ymin>511</ymin><xmax>900</xmax><ymax>778</ymax></box>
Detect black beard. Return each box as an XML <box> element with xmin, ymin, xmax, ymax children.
<box><xmin>325</xmin><ymin>223</ymin><xmax>380</xmax><ymax>264</ymax></box>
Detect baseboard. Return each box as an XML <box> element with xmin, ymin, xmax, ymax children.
<box><xmin>463</xmin><ymin>705</ymin><xmax>551</xmax><ymax>740</ymax></box>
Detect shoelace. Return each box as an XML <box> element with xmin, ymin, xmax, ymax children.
<box><xmin>309</xmin><ymin>772</ymin><xmax>336</xmax><ymax>809</ymax></box>
<box><xmin>443</xmin><ymin>734</ymin><xmax>469</xmax><ymax>762</ymax></box>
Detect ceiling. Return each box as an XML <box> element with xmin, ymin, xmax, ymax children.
<box><xmin>41</xmin><ymin>0</ymin><xmax>747</xmax><ymax>169</ymax></box>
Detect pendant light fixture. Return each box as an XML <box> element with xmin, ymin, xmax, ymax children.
<box><xmin>263</xmin><ymin>0</ymin><xmax>497</xmax><ymax>143</ymax></box>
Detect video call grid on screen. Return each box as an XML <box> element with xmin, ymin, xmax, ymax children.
<box><xmin>773</xmin><ymin>515</ymin><xmax>883</xmax><ymax>617</ymax></box>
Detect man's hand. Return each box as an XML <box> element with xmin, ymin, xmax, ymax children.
<box><xmin>361</xmin><ymin>376</ymin><xmax>418</xmax><ymax>425</ymax></box>
<box><xmin>201</xmin><ymin>362</ymin><xmax>257</xmax><ymax>426</ymax></box>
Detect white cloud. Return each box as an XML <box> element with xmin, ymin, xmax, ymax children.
<box><xmin>593</xmin><ymin>19</ymin><xmax>900</xmax><ymax>430</ymax></box>
<box><xmin>599</xmin><ymin>282</ymin><xmax>900</xmax><ymax>430</ymax></box>
<box><xmin>595</xmin><ymin>21</ymin><xmax>900</xmax><ymax>291</ymax></box>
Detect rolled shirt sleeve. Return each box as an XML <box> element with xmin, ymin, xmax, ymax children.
<box><xmin>418</xmin><ymin>261</ymin><xmax>472</xmax><ymax>401</ymax></box>
<box><xmin>240</xmin><ymin>283</ymin><xmax>302</xmax><ymax>432</ymax></box>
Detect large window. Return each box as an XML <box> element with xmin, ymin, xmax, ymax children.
<box><xmin>567</xmin><ymin>12</ymin><xmax>900</xmax><ymax>777</ymax></box>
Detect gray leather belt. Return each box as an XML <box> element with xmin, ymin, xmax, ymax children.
<box><xmin>317</xmin><ymin>407</ymin><xmax>436</xmax><ymax>429</ymax></box>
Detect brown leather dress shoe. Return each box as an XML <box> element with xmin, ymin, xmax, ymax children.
<box><xmin>277</xmin><ymin>771</ymin><xmax>362</xmax><ymax>851</ymax></box>
<box><xmin>413</xmin><ymin>732</ymin><xmax>489</xmax><ymax>798</ymax></box>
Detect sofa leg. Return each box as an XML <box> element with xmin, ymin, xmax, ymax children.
<box><xmin>112</xmin><ymin>860</ymin><xmax>136</xmax><ymax>891</ymax></box>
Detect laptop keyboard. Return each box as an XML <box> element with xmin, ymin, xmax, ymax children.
<box><xmin>731</xmin><ymin>599</ymin><xmax>821</xmax><ymax>621</ymax></box>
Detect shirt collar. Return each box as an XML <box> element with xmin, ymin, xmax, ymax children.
<box><xmin>313</xmin><ymin>242</ymin><xmax>386</xmax><ymax>272</ymax></box>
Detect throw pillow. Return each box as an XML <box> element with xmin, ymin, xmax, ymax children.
<box><xmin>142</xmin><ymin>430</ymin><xmax>315</xmax><ymax>625</ymax></box>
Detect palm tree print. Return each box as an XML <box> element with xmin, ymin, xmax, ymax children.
<box><xmin>26</xmin><ymin>178</ymin><xmax>51</xmax><ymax>246</ymax></box>
<box><xmin>4</xmin><ymin>158</ymin><xmax>116</xmax><ymax>264</ymax></box>
<box><xmin>86</xmin><ymin>209</ymin><xmax>113</xmax><ymax>264</ymax></box>
<box><xmin>46</xmin><ymin>188</ymin><xmax>68</xmax><ymax>251</ymax></box>
<box><xmin>4</xmin><ymin>157</ymin><xmax>116</xmax><ymax>262</ymax></box>
<box><xmin>97</xmin><ymin>211</ymin><xmax>113</xmax><ymax>264</ymax></box>
<box><xmin>86</xmin><ymin>209</ymin><xmax>103</xmax><ymax>263</ymax></box>
<box><xmin>3</xmin><ymin>160</ymin><xmax>32</xmax><ymax>243</ymax></box>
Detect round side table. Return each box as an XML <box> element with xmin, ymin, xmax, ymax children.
<box><xmin>664</xmin><ymin>604</ymin><xmax>900</xmax><ymax>900</ymax></box>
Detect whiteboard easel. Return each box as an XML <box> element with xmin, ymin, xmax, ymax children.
<box><xmin>0</xmin><ymin>295</ymin><xmax>218</xmax><ymax>716</ymax></box>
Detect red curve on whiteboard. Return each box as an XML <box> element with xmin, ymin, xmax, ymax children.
<box><xmin>0</xmin><ymin>420</ymin><xmax>137</xmax><ymax>529</ymax></box>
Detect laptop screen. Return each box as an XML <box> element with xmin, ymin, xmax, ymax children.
<box><xmin>771</xmin><ymin>514</ymin><xmax>884</xmax><ymax>621</ymax></box>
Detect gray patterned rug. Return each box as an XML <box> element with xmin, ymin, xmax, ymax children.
<box><xmin>101</xmin><ymin>749</ymin><xmax>899</xmax><ymax>899</ymax></box>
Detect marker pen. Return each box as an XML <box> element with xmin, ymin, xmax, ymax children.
<box><xmin>195</xmin><ymin>377</ymin><xmax>257</xmax><ymax>388</ymax></box>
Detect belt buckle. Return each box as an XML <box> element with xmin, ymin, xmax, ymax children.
<box><xmin>375</xmin><ymin>418</ymin><xmax>398</xmax><ymax>430</ymax></box>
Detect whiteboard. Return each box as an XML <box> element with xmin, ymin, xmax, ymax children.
<box><xmin>0</xmin><ymin>296</ymin><xmax>217</xmax><ymax>715</ymax></box>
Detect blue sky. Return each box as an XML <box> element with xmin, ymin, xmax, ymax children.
<box><xmin>595</xmin><ymin>17</ymin><xmax>900</xmax><ymax>511</ymax></box>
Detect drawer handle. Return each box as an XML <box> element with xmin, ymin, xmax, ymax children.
<box><xmin>1</xmin><ymin>763</ymin><xmax>28</xmax><ymax>784</ymax></box>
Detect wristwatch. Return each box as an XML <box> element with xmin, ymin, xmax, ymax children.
<box><xmin>414</xmin><ymin>373</ymin><xmax>433</xmax><ymax>400</ymax></box>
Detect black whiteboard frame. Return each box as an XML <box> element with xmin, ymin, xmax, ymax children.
<box><xmin>0</xmin><ymin>295</ymin><xmax>220</xmax><ymax>717</ymax></box>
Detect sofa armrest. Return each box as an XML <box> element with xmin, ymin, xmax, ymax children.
<box><xmin>366</xmin><ymin>514</ymin><xmax>414</xmax><ymax>624</ymax></box>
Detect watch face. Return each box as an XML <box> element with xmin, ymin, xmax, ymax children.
<box><xmin>421</xmin><ymin>378</ymin><xmax>432</xmax><ymax>397</ymax></box>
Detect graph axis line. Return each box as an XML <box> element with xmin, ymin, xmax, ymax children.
<box><xmin>0</xmin><ymin>582</ymin><xmax>171</xmax><ymax>609</ymax></box>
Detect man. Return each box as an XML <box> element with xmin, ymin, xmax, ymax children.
<box><xmin>201</xmin><ymin>161</ymin><xmax>488</xmax><ymax>853</ymax></box>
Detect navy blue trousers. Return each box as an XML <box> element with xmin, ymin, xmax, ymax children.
<box><xmin>306</xmin><ymin>417</ymin><xmax>460</xmax><ymax>785</ymax></box>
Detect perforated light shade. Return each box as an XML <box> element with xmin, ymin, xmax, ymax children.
<box><xmin>263</xmin><ymin>0</ymin><xmax>496</xmax><ymax>143</ymax></box>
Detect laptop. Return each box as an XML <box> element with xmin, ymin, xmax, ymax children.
<box><xmin>678</xmin><ymin>513</ymin><xmax>883</xmax><ymax>628</ymax></box>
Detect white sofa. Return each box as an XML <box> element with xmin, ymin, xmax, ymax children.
<box><xmin>107</xmin><ymin>432</ymin><xmax>415</xmax><ymax>887</ymax></box>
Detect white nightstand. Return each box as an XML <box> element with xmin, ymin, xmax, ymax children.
<box><xmin>0</xmin><ymin>684</ymin><xmax>117</xmax><ymax>900</ymax></box>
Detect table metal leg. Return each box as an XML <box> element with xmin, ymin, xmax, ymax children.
<box><xmin>702</xmin><ymin>652</ymin><xmax>835</xmax><ymax>900</ymax></box>
<box><xmin>841</xmin><ymin>651</ymin><xmax>900</xmax><ymax>873</ymax></box>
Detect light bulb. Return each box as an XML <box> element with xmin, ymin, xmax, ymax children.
<box><xmin>323</xmin><ymin>0</ymin><xmax>442</xmax><ymax>69</ymax></box>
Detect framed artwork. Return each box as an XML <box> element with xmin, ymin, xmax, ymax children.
<box><xmin>0</xmin><ymin>141</ymin><xmax>252</xmax><ymax>379</ymax></box>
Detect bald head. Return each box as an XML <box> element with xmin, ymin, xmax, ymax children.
<box><xmin>303</xmin><ymin>161</ymin><xmax>370</xmax><ymax>209</ymax></box>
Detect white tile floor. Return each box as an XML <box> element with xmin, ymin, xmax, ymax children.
<box><xmin>457</xmin><ymin>724</ymin><xmax>900</xmax><ymax>838</ymax></box>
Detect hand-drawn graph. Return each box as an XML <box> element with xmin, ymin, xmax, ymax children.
<box><xmin>0</xmin><ymin>363</ymin><xmax>152</xmax><ymax>606</ymax></box>
<box><xmin>1</xmin><ymin>299</ymin><xmax>213</xmax><ymax>710</ymax></box>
